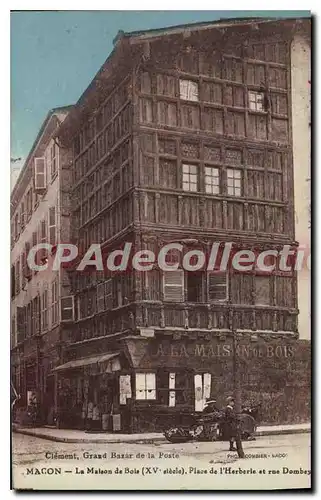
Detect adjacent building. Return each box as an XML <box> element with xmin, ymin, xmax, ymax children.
<box><xmin>11</xmin><ymin>106</ymin><xmax>74</xmax><ymax>425</ymax></box>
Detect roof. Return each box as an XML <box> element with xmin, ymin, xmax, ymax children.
<box><xmin>53</xmin><ymin>352</ymin><xmax>119</xmax><ymax>372</ymax></box>
<box><xmin>117</xmin><ymin>15</ymin><xmax>310</xmax><ymax>42</ymax></box>
<box><xmin>58</xmin><ymin>16</ymin><xmax>310</xmax><ymax>143</ymax></box>
<box><xmin>11</xmin><ymin>104</ymin><xmax>73</xmax><ymax>203</ymax></box>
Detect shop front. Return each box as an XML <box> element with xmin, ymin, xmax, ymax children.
<box><xmin>53</xmin><ymin>334</ymin><xmax>310</xmax><ymax>433</ymax></box>
<box><xmin>119</xmin><ymin>335</ymin><xmax>310</xmax><ymax>432</ymax></box>
<box><xmin>53</xmin><ymin>352</ymin><xmax>123</xmax><ymax>431</ymax></box>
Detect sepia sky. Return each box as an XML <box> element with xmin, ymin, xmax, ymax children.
<box><xmin>11</xmin><ymin>10</ymin><xmax>310</xmax><ymax>169</ymax></box>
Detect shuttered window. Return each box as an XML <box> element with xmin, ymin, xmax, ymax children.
<box><xmin>60</xmin><ymin>296</ymin><xmax>74</xmax><ymax>322</ymax></box>
<box><xmin>34</xmin><ymin>157</ymin><xmax>46</xmax><ymax>191</ymax></box>
<box><xmin>135</xmin><ymin>373</ymin><xmax>156</xmax><ymax>400</ymax></box>
<box><xmin>51</xmin><ymin>279</ymin><xmax>59</xmax><ymax>325</ymax></box>
<box><xmin>15</xmin><ymin>258</ymin><xmax>20</xmax><ymax>295</ymax></box>
<box><xmin>119</xmin><ymin>375</ymin><xmax>132</xmax><ymax>405</ymax></box>
<box><xmin>20</xmin><ymin>202</ymin><xmax>25</xmax><ymax>229</ymax></box>
<box><xmin>163</xmin><ymin>270</ymin><xmax>184</xmax><ymax>302</ymax></box>
<box><xmin>208</xmin><ymin>272</ymin><xmax>228</xmax><ymax>302</ymax></box>
<box><xmin>50</xmin><ymin>142</ymin><xmax>58</xmax><ymax>178</ymax></box>
<box><xmin>179</xmin><ymin>79</ymin><xmax>199</xmax><ymax>101</ymax></box>
<box><xmin>41</xmin><ymin>289</ymin><xmax>48</xmax><ymax>331</ymax></box>
<box><xmin>169</xmin><ymin>372</ymin><xmax>176</xmax><ymax>407</ymax></box>
<box><xmin>48</xmin><ymin>206</ymin><xmax>56</xmax><ymax>245</ymax></box>
<box><xmin>254</xmin><ymin>276</ymin><xmax>271</xmax><ymax>305</ymax></box>
<box><xmin>97</xmin><ymin>283</ymin><xmax>105</xmax><ymax>312</ymax></box>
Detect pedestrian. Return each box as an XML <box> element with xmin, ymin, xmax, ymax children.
<box><xmin>223</xmin><ymin>396</ymin><xmax>238</xmax><ymax>451</ymax></box>
<box><xmin>92</xmin><ymin>403</ymin><xmax>101</xmax><ymax>431</ymax></box>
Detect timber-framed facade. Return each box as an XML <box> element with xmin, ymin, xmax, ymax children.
<box><xmin>51</xmin><ymin>17</ymin><xmax>310</xmax><ymax>432</ymax></box>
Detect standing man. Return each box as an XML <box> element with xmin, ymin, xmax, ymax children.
<box><xmin>224</xmin><ymin>396</ymin><xmax>238</xmax><ymax>451</ymax></box>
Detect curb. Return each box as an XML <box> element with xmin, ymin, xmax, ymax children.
<box><xmin>13</xmin><ymin>426</ymin><xmax>310</xmax><ymax>444</ymax></box>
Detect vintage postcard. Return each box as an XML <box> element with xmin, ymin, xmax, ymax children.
<box><xmin>11</xmin><ymin>10</ymin><xmax>311</xmax><ymax>490</ymax></box>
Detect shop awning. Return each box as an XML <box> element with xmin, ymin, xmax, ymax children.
<box><xmin>53</xmin><ymin>352</ymin><xmax>120</xmax><ymax>372</ymax></box>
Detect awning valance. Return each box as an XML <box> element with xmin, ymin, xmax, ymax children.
<box><xmin>53</xmin><ymin>352</ymin><xmax>120</xmax><ymax>372</ymax></box>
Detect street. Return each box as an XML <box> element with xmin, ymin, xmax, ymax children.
<box><xmin>12</xmin><ymin>432</ymin><xmax>311</xmax><ymax>490</ymax></box>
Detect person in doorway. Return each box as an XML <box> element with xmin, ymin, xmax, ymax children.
<box><xmin>223</xmin><ymin>396</ymin><xmax>238</xmax><ymax>451</ymax></box>
<box><xmin>92</xmin><ymin>403</ymin><xmax>101</xmax><ymax>431</ymax></box>
<box><xmin>87</xmin><ymin>401</ymin><xmax>93</xmax><ymax>431</ymax></box>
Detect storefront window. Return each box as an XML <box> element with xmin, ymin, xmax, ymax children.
<box><xmin>157</xmin><ymin>371</ymin><xmax>193</xmax><ymax>406</ymax></box>
<box><xmin>135</xmin><ymin>373</ymin><xmax>156</xmax><ymax>400</ymax></box>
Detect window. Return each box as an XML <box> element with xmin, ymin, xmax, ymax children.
<box><xmin>182</xmin><ymin>164</ymin><xmax>198</xmax><ymax>192</ymax></box>
<box><xmin>163</xmin><ymin>270</ymin><xmax>184</xmax><ymax>302</ymax></box>
<box><xmin>32</xmin><ymin>296</ymin><xmax>40</xmax><ymax>335</ymax></box>
<box><xmin>48</xmin><ymin>206</ymin><xmax>56</xmax><ymax>245</ymax></box>
<box><xmin>15</xmin><ymin>258</ymin><xmax>20</xmax><ymax>295</ymax></box>
<box><xmin>14</xmin><ymin>214</ymin><xmax>19</xmax><ymax>240</ymax></box>
<box><xmin>34</xmin><ymin>157</ymin><xmax>46</xmax><ymax>191</ymax></box>
<box><xmin>60</xmin><ymin>296</ymin><xmax>74</xmax><ymax>322</ymax></box>
<box><xmin>97</xmin><ymin>283</ymin><xmax>105</xmax><ymax>313</ymax></box>
<box><xmin>135</xmin><ymin>373</ymin><xmax>156</xmax><ymax>400</ymax></box>
<box><xmin>248</xmin><ymin>91</ymin><xmax>264</xmax><ymax>111</ymax></box>
<box><xmin>158</xmin><ymin>371</ymin><xmax>194</xmax><ymax>407</ymax></box>
<box><xmin>11</xmin><ymin>266</ymin><xmax>15</xmax><ymax>298</ymax></box>
<box><xmin>11</xmin><ymin>314</ymin><xmax>16</xmax><ymax>348</ymax></box>
<box><xmin>187</xmin><ymin>272</ymin><xmax>203</xmax><ymax>302</ymax></box>
<box><xmin>180</xmin><ymin>80</ymin><xmax>199</xmax><ymax>101</ymax></box>
<box><xmin>50</xmin><ymin>142</ymin><xmax>58</xmax><ymax>178</ymax></box>
<box><xmin>254</xmin><ymin>276</ymin><xmax>271</xmax><ymax>305</ymax></box>
<box><xmin>208</xmin><ymin>272</ymin><xmax>228</xmax><ymax>302</ymax></box>
<box><xmin>205</xmin><ymin>167</ymin><xmax>220</xmax><ymax>194</ymax></box>
<box><xmin>227</xmin><ymin>168</ymin><xmax>242</xmax><ymax>196</ymax></box>
<box><xmin>114</xmin><ymin>277</ymin><xmax>123</xmax><ymax>308</ymax></box>
<box><xmin>41</xmin><ymin>289</ymin><xmax>48</xmax><ymax>331</ymax></box>
<box><xmin>20</xmin><ymin>202</ymin><xmax>25</xmax><ymax>229</ymax></box>
<box><xmin>23</xmin><ymin>242</ymin><xmax>31</xmax><ymax>281</ymax></box>
<box><xmin>26</xmin><ymin>188</ymin><xmax>33</xmax><ymax>219</ymax></box>
<box><xmin>51</xmin><ymin>279</ymin><xmax>59</xmax><ymax>325</ymax></box>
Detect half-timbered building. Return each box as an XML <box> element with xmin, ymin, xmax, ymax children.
<box><xmin>55</xmin><ymin>17</ymin><xmax>311</xmax><ymax>431</ymax></box>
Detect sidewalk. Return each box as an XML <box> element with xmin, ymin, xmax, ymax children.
<box><xmin>12</xmin><ymin>423</ymin><xmax>310</xmax><ymax>444</ymax></box>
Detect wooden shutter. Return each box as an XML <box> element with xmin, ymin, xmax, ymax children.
<box><xmin>194</xmin><ymin>374</ymin><xmax>203</xmax><ymax>412</ymax></box>
<box><xmin>163</xmin><ymin>270</ymin><xmax>184</xmax><ymax>302</ymax></box>
<box><xmin>255</xmin><ymin>276</ymin><xmax>271</xmax><ymax>305</ymax></box>
<box><xmin>96</xmin><ymin>283</ymin><xmax>105</xmax><ymax>312</ymax></box>
<box><xmin>104</xmin><ymin>279</ymin><xmax>113</xmax><ymax>310</ymax></box>
<box><xmin>34</xmin><ymin>157</ymin><xmax>46</xmax><ymax>191</ymax></box>
<box><xmin>203</xmin><ymin>373</ymin><xmax>211</xmax><ymax>402</ymax></box>
<box><xmin>20</xmin><ymin>202</ymin><xmax>25</xmax><ymax>229</ymax></box>
<box><xmin>169</xmin><ymin>372</ymin><xmax>176</xmax><ymax>407</ymax></box>
<box><xmin>208</xmin><ymin>273</ymin><xmax>227</xmax><ymax>301</ymax></box>
<box><xmin>119</xmin><ymin>375</ymin><xmax>132</xmax><ymax>405</ymax></box>
<box><xmin>48</xmin><ymin>206</ymin><xmax>56</xmax><ymax>245</ymax></box>
<box><xmin>60</xmin><ymin>296</ymin><xmax>75</xmax><ymax>322</ymax></box>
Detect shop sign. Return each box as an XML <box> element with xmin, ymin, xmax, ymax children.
<box><xmin>151</xmin><ymin>342</ymin><xmax>295</xmax><ymax>359</ymax></box>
